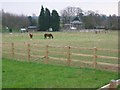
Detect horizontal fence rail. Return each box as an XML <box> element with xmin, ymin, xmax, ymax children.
<box><xmin>2</xmin><ymin>42</ymin><xmax>120</xmax><ymax>71</ymax></box>
<box><xmin>98</xmin><ymin>79</ymin><xmax>120</xmax><ymax>90</ymax></box>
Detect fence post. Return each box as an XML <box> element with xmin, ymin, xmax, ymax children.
<box><xmin>27</xmin><ymin>43</ymin><xmax>30</xmax><ymax>62</ymax></box>
<box><xmin>67</xmin><ymin>46</ymin><xmax>71</xmax><ymax>66</ymax></box>
<box><xmin>11</xmin><ymin>43</ymin><xmax>14</xmax><ymax>59</ymax></box>
<box><xmin>109</xmin><ymin>80</ymin><xmax>117</xmax><ymax>90</ymax></box>
<box><xmin>45</xmin><ymin>45</ymin><xmax>49</xmax><ymax>64</ymax></box>
<box><xmin>93</xmin><ymin>47</ymin><xmax>97</xmax><ymax>68</ymax></box>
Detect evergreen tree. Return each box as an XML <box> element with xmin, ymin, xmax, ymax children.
<box><xmin>51</xmin><ymin>10</ymin><xmax>60</xmax><ymax>31</ymax></box>
<box><xmin>38</xmin><ymin>6</ymin><xmax>60</xmax><ymax>31</ymax></box>
<box><xmin>28</xmin><ymin>16</ymin><xmax>33</xmax><ymax>26</ymax></box>
<box><xmin>44</xmin><ymin>8</ymin><xmax>51</xmax><ymax>31</ymax></box>
<box><xmin>28</xmin><ymin>16</ymin><xmax>37</xmax><ymax>26</ymax></box>
<box><xmin>38</xmin><ymin>6</ymin><xmax>45</xmax><ymax>31</ymax></box>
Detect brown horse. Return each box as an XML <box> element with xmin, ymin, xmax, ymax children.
<box><xmin>44</xmin><ymin>33</ymin><xmax>53</xmax><ymax>39</ymax></box>
<box><xmin>29</xmin><ymin>33</ymin><xmax>33</xmax><ymax>39</ymax></box>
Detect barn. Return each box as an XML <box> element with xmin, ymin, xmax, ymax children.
<box><xmin>27</xmin><ymin>26</ymin><xmax>38</xmax><ymax>32</ymax></box>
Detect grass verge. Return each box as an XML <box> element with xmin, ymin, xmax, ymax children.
<box><xmin>2</xmin><ymin>58</ymin><xmax>118</xmax><ymax>88</ymax></box>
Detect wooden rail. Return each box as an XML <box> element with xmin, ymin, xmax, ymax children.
<box><xmin>2</xmin><ymin>42</ymin><xmax>119</xmax><ymax>71</ymax></box>
<box><xmin>98</xmin><ymin>79</ymin><xmax>120</xmax><ymax>90</ymax></box>
<box><xmin>97</xmin><ymin>55</ymin><xmax>119</xmax><ymax>60</ymax></box>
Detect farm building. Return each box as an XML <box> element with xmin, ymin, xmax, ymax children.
<box><xmin>20</xmin><ymin>28</ymin><xmax>27</xmax><ymax>33</ymax></box>
<box><xmin>27</xmin><ymin>26</ymin><xmax>38</xmax><ymax>32</ymax></box>
<box><xmin>94</xmin><ymin>26</ymin><xmax>105</xmax><ymax>29</ymax></box>
<box><xmin>70</xmin><ymin>17</ymin><xmax>83</xmax><ymax>30</ymax></box>
<box><xmin>64</xmin><ymin>16</ymin><xmax>83</xmax><ymax>30</ymax></box>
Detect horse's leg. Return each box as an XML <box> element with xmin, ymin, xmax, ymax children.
<box><xmin>44</xmin><ymin>35</ymin><xmax>46</xmax><ymax>39</ymax></box>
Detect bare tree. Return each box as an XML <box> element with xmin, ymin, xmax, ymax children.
<box><xmin>60</xmin><ymin>6</ymin><xmax>82</xmax><ymax>17</ymax></box>
<box><xmin>2</xmin><ymin>10</ymin><xmax>29</xmax><ymax>31</ymax></box>
<box><xmin>60</xmin><ymin>7</ymin><xmax>82</xmax><ymax>28</ymax></box>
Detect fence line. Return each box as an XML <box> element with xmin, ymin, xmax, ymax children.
<box><xmin>2</xmin><ymin>42</ymin><xmax>119</xmax><ymax>71</ymax></box>
<box><xmin>98</xmin><ymin>79</ymin><xmax>120</xmax><ymax>90</ymax></box>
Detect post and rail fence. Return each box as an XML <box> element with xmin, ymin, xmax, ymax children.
<box><xmin>2</xmin><ymin>42</ymin><xmax>120</xmax><ymax>89</ymax></box>
<box><xmin>2</xmin><ymin>42</ymin><xmax>120</xmax><ymax>72</ymax></box>
<box><xmin>98</xmin><ymin>79</ymin><xmax>120</xmax><ymax>90</ymax></box>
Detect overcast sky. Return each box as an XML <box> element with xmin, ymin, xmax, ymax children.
<box><xmin>0</xmin><ymin>0</ymin><xmax>119</xmax><ymax>16</ymax></box>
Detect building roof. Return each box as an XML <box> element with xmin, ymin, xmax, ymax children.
<box><xmin>73</xmin><ymin>17</ymin><xmax>80</xmax><ymax>21</ymax></box>
<box><xmin>70</xmin><ymin>21</ymin><xmax>82</xmax><ymax>24</ymax></box>
<box><xmin>28</xmin><ymin>26</ymin><xmax>38</xmax><ymax>29</ymax></box>
<box><xmin>71</xmin><ymin>16</ymin><xmax>82</xmax><ymax>24</ymax></box>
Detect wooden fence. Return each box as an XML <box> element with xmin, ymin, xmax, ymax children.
<box><xmin>2</xmin><ymin>42</ymin><xmax>120</xmax><ymax>71</ymax></box>
<box><xmin>98</xmin><ymin>79</ymin><xmax>120</xmax><ymax>90</ymax></box>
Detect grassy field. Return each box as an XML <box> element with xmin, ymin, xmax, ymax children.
<box><xmin>2</xmin><ymin>58</ymin><xmax>118</xmax><ymax>88</ymax></box>
<box><xmin>2</xmin><ymin>31</ymin><xmax>119</xmax><ymax>88</ymax></box>
<box><xmin>2</xmin><ymin>31</ymin><xmax>118</xmax><ymax>49</ymax></box>
<box><xmin>2</xmin><ymin>31</ymin><xmax>118</xmax><ymax>65</ymax></box>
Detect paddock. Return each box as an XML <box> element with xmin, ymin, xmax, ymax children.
<box><xmin>2</xmin><ymin>30</ymin><xmax>119</xmax><ymax>88</ymax></box>
<box><xmin>2</xmin><ymin>30</ymin><xmax>119</xmax><ymax>71</ymax></box>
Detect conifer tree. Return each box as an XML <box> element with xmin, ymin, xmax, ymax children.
<box><xmin>38</xmin><ymin>6</ymin><xmax>45</xmax><ymax>31</ymax></box>
<box><xmin>44</xmin><ymin>8</ymin><xmax>51</xmax><ymax>31</ymax></box>
<box><xmin>38</xmin><ymin>6</ymin><xmax>60</xmax><ymax>31</ymax></box>
<box><xmin>51</xmin><ymin>10</ymin><xmax>60</xmax><ymax>31</ymax></box>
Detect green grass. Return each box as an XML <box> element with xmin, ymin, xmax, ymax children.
<box><xmin>2</xmin><ymin>31</ymin><xmax>119</xmax><ymax>88</ymax></box>
<box><xmin>2</xmin><ymin>31</ymin><xmax>118</xmax><ymax>65</ymax></box>
<box><xmin>2</xmin><ymin>58</ymin><xmax>118</xmax><ymax>88</ymax></box>
<box><xmin>2</xmin><ymin>31</ymin><xmax>118</xmax><ymax>49</ymax></box>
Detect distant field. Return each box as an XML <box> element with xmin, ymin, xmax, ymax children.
<box><xmin>2</xmin><ymin>31</ymin><xmax>118</xmax><ymax>49</ymax></box>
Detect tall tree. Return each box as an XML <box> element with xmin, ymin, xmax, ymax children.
<box><xmin>51</xmin><ymin>10</ymin><xmax>60</xmax><ymax>31</ymax></box>
<box><xmin>118</xmin><ymin>16</ymin><xmax>120</xmax><ymax>30</ymax></box>
<box><xmin>44</xmin><ymin>8</ymin><xmax>51</xmax><ymax>31</ymax></box>
<box><xmin>110</xmin><ymin>15</ymin><xmax>118</xmax><ymax>30</ymax></box>
<box><xmin>38</xmin><ymin>6</ymin><xmax>45</xmax><ymax>31</ymax></box>
<box><xmin>28</xmin><ymin>16</ymin><xmax>33</xmax><ymax>26</ymax></box>
<box><xmin>28</xmin><ymin>15</ymin><xmax>37</xmax><ymax>26</ymax></box>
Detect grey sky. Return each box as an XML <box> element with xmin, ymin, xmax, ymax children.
<box><xmin>1</xmin><ymin>0</ymin><xmax>119</xmax><ymax>16</ymax></box>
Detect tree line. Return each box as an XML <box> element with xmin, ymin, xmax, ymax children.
<box><xmin>2</xmin><ymin>9</ymin><xmax>29</xmax><ymax>31</ymax></box>
<box><xmin>60</xmin><ymin>7</ymin><xmax>119</xmax><ymax>30</ymax></box>
<box><xmin>1</xmin><ymin>6</ymin><xmax>119</xmax><ymax>32</ymax></box>
<box><xmin>2</xmin><ymin>6</ymin><xmax>60</xmax><ymax>32</ymax></box>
